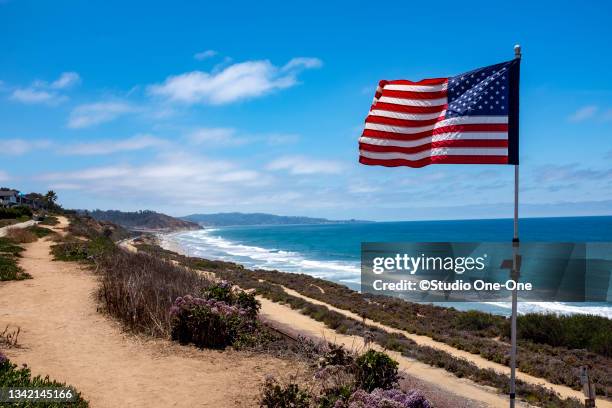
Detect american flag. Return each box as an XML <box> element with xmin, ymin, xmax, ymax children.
<box><xmin>359</xmin><ymin>59</ymin><xmax>520</xmax><ymax>168</ymax></box>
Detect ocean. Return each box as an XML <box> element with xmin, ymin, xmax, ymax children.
<box><xmin>160</xmin><ymin>216</ymin><xmax>612</xmax><ymax>318</ymax></box>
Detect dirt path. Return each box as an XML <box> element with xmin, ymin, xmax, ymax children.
<box><xmin>258</xmin><ymin>297</ymin><xmax>521</xmax><ymax>408</ymax></box>
<box><xmin>0</xmin><ymin>226</ymin><xmax>296</xmax><ymax>407</ymax></box>
<box><xmin>274</xmin><ymin>284</ymin><xmax>599</xmax><ymax>405</ymax></box>
<box><xmin>0</xmin><ymin>219</ymin><xmax>37</xmax><ymax>237</ymax></box>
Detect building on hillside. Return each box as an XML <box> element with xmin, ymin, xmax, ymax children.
<box><xmin>0</xmin><ymin>189</ymin><xmax>19</xmax><ymax>207</ymax></box>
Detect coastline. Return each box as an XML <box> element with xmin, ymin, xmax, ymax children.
<box><xmin>157</xmin><ymin>228</ymin><xmax>612</xmax><ymax>319</ymax></box>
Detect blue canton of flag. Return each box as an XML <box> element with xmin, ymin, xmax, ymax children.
<box><xmin>446</xmin><ymin>60</ymin><xmax>516</xmax><ymax>118</ymax></box>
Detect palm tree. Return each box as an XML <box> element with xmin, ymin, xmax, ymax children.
<box><xmin>44</xmin><ymin>190</ymin><xmax>58</xmax><ymax>207</ymax></box>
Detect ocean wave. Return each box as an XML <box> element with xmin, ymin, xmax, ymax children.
<box><xmin>162</xmin><ymin>229</ymin><xmax>361</xmax><ymax>281</ymax></box>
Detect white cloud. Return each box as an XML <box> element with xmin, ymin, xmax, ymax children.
<box><xmin>281</xmin><ymin>57</ymin><xmax>323</xmax><ymax>71</ymax></box>
<box><xmin>68</xmin><ymin>101</ymin><xmax>137</xmax><ymax>128</ymax></box>
<box><xmin>0</xmin><ymin>170</ymin><xmax>9</xmax><ymax>182</ymax></box>
<box><xmin>40</xmin><ymin>153</ymin><xmax>270</xmax><ymax>208</ymax></box>
<box><xmin>59</xmin><ymin>134</ymin><xmax>166</xmax><ymax>155</ymax></box>
<box><xmin>194</xmin><ymin>50</ymin><xmax>218</xmax><ymax>60</ymax></box>
<box><xmin>9</xmin><ymin>72</ymin><xmax>80</xmax><ymax>105</ymax></box>
<box><xmin>10</xmin><ymin>88</ymin><xmax>63</xmax><ymax>104</ymax></box>
<box><xmin>267</xmin><ymin>155</ymin><xmax>343</xmax><ymax>175</ymax></box>
<box><xmin>187</xmin><ymin>127</ymin><xmax>248</xmax><ymax>146</ymax></box>
<box><xmin>148</xmin><ymin>57</ymin><xmax>322</xmax><ymax>105</ymax></box>
<box><xmin>265</xmin><ymin>133</ymin><xmax>300</xmax><ymax>145</ymax></box>
<box><xmin>568</xmin><ymin>106</ymin><xmax>598</xmax><ymax>122</ymax></box>
<box><xmin>0</xmin><ymin>139</ymin><xmax>51</xmax><ymax>155</ymax></box>
<box><xmin>50</xmin><ymin>72</ymin><xmax>81</xmax><ymax>89</ymax></box>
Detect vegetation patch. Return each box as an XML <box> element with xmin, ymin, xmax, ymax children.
<box><xmin>0</xmin><ymin>205</ymin><xmax>33</xmax><ymax>220</ymax></box>
<box><xmin>4</xmin><ymin>228</ymin><xmax>38</xmax><ymax>244</ymax></box>
<box><xmin>260</xmin><ymin>345</ymin><xmax>431</xmax><ymax>408</ymax></box>
<box><xmin>0</xmin><ymin>350</ymin><xmax>88</xmax><ymax>407</ymax></box>
<box><xmin>39</xmin><ymin>216</ymin><xmax>60</xmax><ymax>226</ymax></box>
<box><xmin>0</xmin><ymin>239</ymin><xmax>30</xmax><ymax>281</ymax></box>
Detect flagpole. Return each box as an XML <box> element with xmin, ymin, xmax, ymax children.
<box><xmin>509</xmin><ymin>43</ymin><xmax>521</xmax><ymax>408</ymax></box>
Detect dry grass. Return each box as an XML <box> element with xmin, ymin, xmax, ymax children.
<box><xmin>96</xmin><ymin>249</ymin><xmax>213</xmax><ymax>337</ymax></box>
<box><xmin>5</xmin><ymin>228</ymin><xmax>37</xmax><ymax>244</ymax></box>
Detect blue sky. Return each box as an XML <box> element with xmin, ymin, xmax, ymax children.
<box><xmin>0</xmin><ymin>0</ymin><xmax>611</xmax><ymax>221</ymax></box>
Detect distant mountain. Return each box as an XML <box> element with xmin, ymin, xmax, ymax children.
<box><xmin>86</xmin><ymin>210</ymin><xmax>200</xmax><ymax>232</ymax></box>
<box><xmin>181</xmin><ymin>212</ymin><xmax>371</xmax><ymax>226</ymax></box>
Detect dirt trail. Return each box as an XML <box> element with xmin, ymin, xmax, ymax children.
<box><xmin>258</xmin><ymin>297</ymin><xmax>523</xmax><ymax>408</ymax></box>
<box><xmin>0</xmin><ymin>219</ymin><xmax>296</xmax><ymax>408</ymax></box>
<box><xmin>274</xmin><ymin>284</ymin><xmax>599</xmax><ymax>405</ymax></box>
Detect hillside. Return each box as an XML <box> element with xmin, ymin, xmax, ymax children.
<box><xmin>86</xmin><ymin>210</ymin><xmax>200</xmax><ymax>232</ymax></box>
<box><xmin>181</xmin><ymin>212</ymin><xmax>370</xmax><ymax>226</ymax></box>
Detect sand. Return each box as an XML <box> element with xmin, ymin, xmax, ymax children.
<box><xmin>0</xmin><ymin>218</ymin><xmax>297</xmax><ymax>408</ymax></box>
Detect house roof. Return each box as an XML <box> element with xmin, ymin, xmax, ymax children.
<box><xmin>0</xmin><ymin>190</ymin><xmax>18</xmax><ymax>197</ymax></box>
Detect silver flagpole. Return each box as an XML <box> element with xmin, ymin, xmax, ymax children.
<box><xmin>509</xmin><ymin>43</ymin><xmax>521</xmax><ymax>408</ymax></box>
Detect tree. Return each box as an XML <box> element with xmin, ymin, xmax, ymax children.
<box><xmin>45</xmin><ymin>190</ymin><xmax>58</xmax><ymax>205</ymax></box>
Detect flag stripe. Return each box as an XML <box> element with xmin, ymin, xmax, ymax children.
<box><xmin>369</xmin><ymin>109</ymin><xmax>447</xmax><ymax>120</ymax></box>
<box><xmin>359</xmin><ymin>132</ymin><xmax>509</xmax><ymax>147</ymax></box>
<box><xmin>384</xmin><ymin>83</ymin><xmax>448</xmax><ymax>92</ymax></box>
<box><xmin>378</xmin><ymin>96</ymin><xmax>448</xmax><ymax>106</ymax></box>
<box><xmin>381</xmin><ymin>89</ymin><xmax>448</xmax><ymax>100</ymax></box>
<box><xmin>359</xmin><ymin>155</ymin><xmax>508</xmax><ymax>168</ymax></box>
<box><xmin>360</xmin><ymin>148</ymin><xmax>508</xmax><ymax>160</ymax></box>
<box><xmin>360</xmin><ymin>139</ymin><xmax>508</xmax><ymax>154</ymax></box>
<box><xmin>365</xmin><ymin>115</ymin><xmax>508</xmax><ymax>128</ymax></box>
<box><xmin>372</xmin><ymin>102</ymin><xmax>448</xmax><ymax>114</ymax></box>
<box><xmin>362</xmin><ymin>124</ymin><xmax>508</xmax><ymax>141</ymax></box>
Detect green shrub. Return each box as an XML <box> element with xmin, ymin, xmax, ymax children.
<box><xmin>0</xmin><ymin>205</ymin><xmax>32</xmax><ymax>220</ymax></box>
<box><xmin>319</xmin><ymin>343</ymin><xmax>354</xmax><ymax>368</ymax></box>
<box><xmin>0</xmin><ymin>352</ymin><xmax>88</xmax><ymax>407</ymax></box>
<box><xmin>355</xmin><ymin>350</ymin><xmax>400</xmax><ymax>392</ymax></box>
<box><xmin>454</xmin><ymin>310</ymin><xmax>499</xmax><ymax>332</ymax></box>
<box><xmin>0</xmin><ymin>255</ymin><xmax>31</xmax><ymax>281</ymax></box>
<box><xmin>52</xmin><ymin>236</ymin><xmax>116</xmax><ymax>262</ymax></box>
<box><xmin>0</xmin><ymin>238</ymin><xmax>25</xmax><ymax>257</ymax></box>
<box><xmin>260</xmin><ymin>377</ymin><xmax>310</xmax><ymax>408</ymax></box>
<box><xmin>170</xmin><ymin>295</ymin><xmax>257</xmax><ymax>349</ymax></box>
<box><xmin>509</xmin><ymin>313</ymin><xmax>612</xmax><ymax>357</ymax></box>
<box><xmin>28</xmin><ymin>225</ymin><xmax>55</xmax><ymax>238</ymax></box>
<box><xmin>39</xmin><ymin>216</ymin><xmax>59</xmax><ymax>226</ymax></box>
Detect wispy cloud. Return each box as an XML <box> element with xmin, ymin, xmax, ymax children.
<box><xmin>568</xmin><ymin>106</ymin><xmax>598</xmax><ymax>122</ymax></box>
<box><xmin>9</xmin><ymin>72</ymin><xmax>80</xmax><ymax>105</ymax></box>
<box><xmin>568</xmin><ymin>105</ymin><xmax>612</xmax><ymax>123</ymax></box>
<box><xmin>194</xmin><ymin>50</ymin><xmax>218</xmax><ymax>61</ymax></box>
<box><xmin>0</xmin><ymin>139</ymin><xmax>51</xmax><ymax>155</ymax></box>
<box><xmin>147</xmin><ymin>57</ymin><xmax>322</xmax><ymax>105</ymax></box>
<box><xmin>187</xmin><ymin>127</ymin><xmax>248</xmax><ymax>146</ymax></box>
<box><xmin>50</xmin><ymin>72</ymin><xmax>81</xmax><ymax>89</ymax></box>
<box><xmin>59</xmin><ymin>134</ymin><xmax>166</xmax><ymax>155</ymax></box>
<box><xmin>267</xmin><ymin>155</ymin><xmax>343</xmax><ymax>175</ymax></box>
<box><xmin>0</xmin><ymin>170</ymin><xmax>9</xmax><ymax>182</ymax></box>
<box><xmin>68</xmin><ymin>101</ymin><xmax>137</xmax><ymax>128</ymax></box>
<box><xmin>40</xmin><ymin>153</ymin><xmax>270</xmax><ymax>208</ymax></box>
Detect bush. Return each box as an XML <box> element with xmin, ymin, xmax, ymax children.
<box><xmin>0</xmin><ymin>351</ymin><xmax>88</xmax><ymax>407</ymax></box>
<box><xmin>355</xmin><ymin>350</ymin><xmax>400</xmax><ymax>392</ymax></box>
<box><xmin>170</xmin><ymin>295</ymin><xmax>254</xmax><ymax>349</ymax></box>
<box><xmin>52</xmin><ymin>236</ymin><xmax>116</xmax><ymax>262</ymax></box>
<box><xmin>260</xmin><ymin>377</ymin><xmax>310</xmax><ymax>408</ymax></box>
<box><xmin>339</xmin><ymin>388</ymin><xmax>431</xmax><ymax>408</ymax></box>
<box><xmin>0</xmin><ymin>255</ymin><xmax>31</xmax><ymax>281</ymax></box>
<box><xmin>0</xmin><ymin>205</ymin><xmax>32</xmax><ymax>220</ymax></box>
<box><xmin>98</xmin><ymin>250</ymin><xmax>211</xmax><ymax>337</ymax></box>
<box><xmin>5</xmin><ymin>228</ymin><xmax>38</xmax><ymax>244</ymax></box>
<box><xmin>509</xmin><ymin>313</ymin><xmax>612</xmax><ymax>357</ymax></box>
<box><xmin>39</xmin><ymin>216</ymin><xmax>59</xmax><ymax>226</ymax></box>
<box><xmin>319</xmin><ymin>343</ymin><xmax>354</xmax><ymax>368</ymax></box>
<box><xmin>28</xmin><ymin>225</ymin><xmax>55</xmax><ymax>238</ymax></box>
